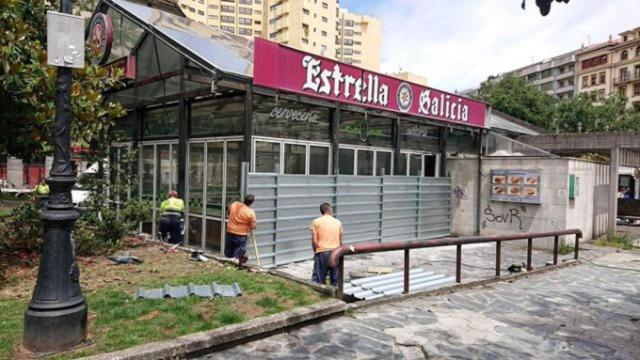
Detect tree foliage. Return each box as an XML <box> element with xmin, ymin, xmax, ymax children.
<box><xmin>0</xmin><ymin>0</ymin><xmax>126</xmax><ymax>162</ymax></box>
<box><xmin>477</xmin><ymin>74</ymin><xmax>640</xmax><ymax>133</ymax></box>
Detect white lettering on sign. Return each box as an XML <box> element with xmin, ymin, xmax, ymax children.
<box><xmin>270</xmin><ymin>106</ymin><xmax>320</xmax><ymax>123</ymax></box>
<box><xmin>302</xmin><ymin>55</ymin><xmax>389</xmax><ymax>107</ymax></box>
<box><xmin>418</xmin><ymin>90</ymin><xmax>469</xmax><ymax>122</ymax></box>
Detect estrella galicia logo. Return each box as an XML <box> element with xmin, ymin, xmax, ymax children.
<box><xmin>396</xmin><ymin>82</ymin><xmax>413</xmax><ymax>112</ymax></box>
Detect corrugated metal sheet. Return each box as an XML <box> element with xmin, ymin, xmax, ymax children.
<box><xmin>136</xmin><ymin>282</ymin><xmax>242</xmax><ymax>299</ymax></box>
<box><xmin>247</xmin><ymin>174</ymin><xmax>452</xmax><ymax>267</ymax></box>
<box><xmin>343</xmin><ymin>268</ymin><xmax>455</xmax><ymax>300</ymax></box>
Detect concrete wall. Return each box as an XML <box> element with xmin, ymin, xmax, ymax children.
<box><xmin>566</xmin><ymin>160</ymin><xmax>609</xmax><ymax>241</ymax></box>
<box><xmin>449</xmin><ymin>156</ymin><xmax>609</xmax><ymax>249</ymax></box>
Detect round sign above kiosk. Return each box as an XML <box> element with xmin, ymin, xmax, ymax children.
<box><xmin>88</xmin><ymin>13</ymin><xmax>113</xmax><ymax>65</ymax></box>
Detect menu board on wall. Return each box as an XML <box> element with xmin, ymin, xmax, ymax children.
<box><xmin>490</xmin><ymin>170</ymin><xmax>541</xmax><ymax>204</ymax></box>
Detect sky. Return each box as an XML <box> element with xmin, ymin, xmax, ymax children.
<box><xmin>339</xmin><ymin>0</ymin><xmax>640</xmax><ymax>92</ymax></box>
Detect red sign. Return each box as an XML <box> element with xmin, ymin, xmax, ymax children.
<box><xmin>105</xmin><ymin>55</ymin><xmax>136</xmax><ymax>80</ymax></box>
<box><xmin>89</xmin><ymin>13</ymin><xmax>113</xmax><ymax>65</ymax></box>
<box><xmin>253</xmin><ymin>38</ymin><xmax>487</xmax><ymax>128</ymax></box>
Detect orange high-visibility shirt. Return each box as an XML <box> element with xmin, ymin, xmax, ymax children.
<box><xmin>226</xmin><ymin>202</ymin><xmax>256</xmax><ymax>236</ymax></box>
<box><xmin>310</xmin><ymin>214</ymin><xmax>343</xmax><ymax>253</ymax></box>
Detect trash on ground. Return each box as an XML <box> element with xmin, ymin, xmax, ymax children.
<box><xmin>108</xmin><ymin>252</ymin><xmax>143</xmax><ymax>265</ymax></box>
<box><xmin>507</xmin><ymin>263</ymin><xmax>523</xmax><ymax>273</ymax></box>
<box><xmin>190</xmin><ymin>250</ymin><xmax>209</xmax><ymax>262</ymax></box>
<box><xmin>136</xmin><ymin>282</ymin><xmax>242</xmax><ymax>299</ymax></box>
<box><xmin>367</xmin><ymin>266</ymin><xmax>394</xmax><ymax>274</ymax></box>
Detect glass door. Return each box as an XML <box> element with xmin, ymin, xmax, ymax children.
<box><xmin>186</xmin><ymin>139</ymin><xmax>243</xmax><ymax>254</ymax></box>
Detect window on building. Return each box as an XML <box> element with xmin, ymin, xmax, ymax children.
<box><xmin>376</xmin><ymin>151</ymin><xmax>392</xmax><ymax>176</ymax></box>
<box><xmin>322</xmin><ymin>2</ymin><xmax>328</xmax><ymax>9</ymax></box>
<box><xmin>599</xmin><ymin>71</ymin><xmax>606</xmax><ymax>84</ymax></box>
<box><xmin>239</xmin><ymin>17</ymin><xmax>252</xmax><ymax>25</ymax></box>
<box><xmin>345</xmin><ymin>19</ymin><xmax>354</xmax><ymax>27</ymax></box>
<box><xmin>621</xmin><ymin>50</ymin><xmax>629</xmax><ymax>61</ymax></box>
<box><xmin>322</xmin><ymin>16</ymin><xmax>328</xmax><ymax>22</ymax></box>
<box><xmin>239</xmin><ymin>7</ymin><xmax>252</xmax><ymax>15</ymax></box>
<box><xmin>338</xmin><ymin>148</ymin><xmax>355</xmax><ymax>175</ymax></box>
<box><xmin>635</xmin><ymin>65</ymin><xmax>640</xmax><ymax>78</ymax></box>
<box><xmin>634</xmin><ymin>83</ymin><xmax>640</xmax><ymax>96</ymax></box>
<box><xmin>636</xmin><ymin>46</ymin><xmax>640</xmax><ymax>57</ymax></box>
<box><xmin>344</xmin><ymin>29</ymin><xmax>353</xmax><ymax>37</ymax></box>
<box><xmin>590</xmin><ymin>74</ymin><xmax>597</xmax><ymax>86</ymax></box>
<box><xmin>424</xmin><ymin>155</ymin><xmax>437</xmax><ymax>177</ymax></box>
<box><xmin>255</xmin><ymin>141</ymin><xmax>280</xmax><ymax>173</ymax></box>
<box><xmin>284</xmin><ymin>144</ymin><xmax>306</xmax><ymax>174</ymax></box>
<box><xmin>357</xmin><ymin>150</ymin><xmax>374</xmax><ymax>176</ymax></box>
<box><xmin>252</xmin><ymin>95</ymin><xmax>331</xmax><ymax>142</ymax></box>
<box><xmin>221</xmin><ymin>5</ymin><xmax>235</xmax><ymax>13</ymax></box>
<box><xmin>239</xmin><ymin>28</ymin><xmax>252</xmax><ymax>35</ymax></box>
<box><xmin>302</xmin><ymin>38</ymin><xmax>309</xmax><ymax>44</ymax></box>
<box><xmin>221</xmin><ymin>25</ymin><xmax>235</xmax><ymax>32</ymax></box>
<box><xmin>582</xmin><ymin>75</ymin><xmax>588</xmax><ymax>88</ymax></box>
<box><xmin>309</xmin><ymin>146</ymin><xmax>330</xmax><ymax>175</ymax></box>
<box><xmin>188</xmin><ymin>7</ymin><xmax>195</xmax><ymax>12</ymax></box>
<box><xmin>239</xmin><ymin>0</ymin><xmax>252</xmax><ymax>4</ymax></box>
<box><xmin>406</xmin><ymin>154</ymin><xmax>421</xmax><ymax>176</ymax></box>
<box><xmin>197</xmin><ymin>10</ymin><xmax>204</xmax><ymax>15</ymax></box>
<box><xmin>321</xmin><ymin>30</ymin><xmax>327</xmax><ymax>37</ymax></box>
<box><xmin>208</xmin><ymin>4</ymin><xmax>218</xmax><ymax>8</ymax></box>
<box><xmin>540</xmin><ymin>82</ymin><xmax>552</xmax><ymax>91</ymax></box>
<box><xmin>144</xmin><ymin>106</ymin><xmax>179</xmax><ymax>137</ymax></box>
<box><xmin>255</xmin><ymin>0</ymin><xmax>261</xmax><ymax>4</ymax></box>
<box><xmin>208</xmin><ymin>15</ymin><xmax>217</xmax><ymax>19</ymax></box>
<box><xmin>541</xmin><ymin>69</ymin><xmax>552</xmax><ymax>78</ymax></box>
<box><xmin>303</xmin><ymin>8</ymin><xmax>309</xmax><ymax>15</ymax></box>
<box><xmin>221</xmin><ymin>15</ymin><xmax>235</xmax><ymax>23</ymax></box>
<box><xmin>190</xmin><ymin>96</ymin><xmax>244</xmax><ymax>137</ymax></box>
<box><xmin>618</xmin><ymin>86</ymin><xmax>626</xmax><ymax>97</ymax></box>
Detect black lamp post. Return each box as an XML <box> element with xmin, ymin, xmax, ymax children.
<box><xmin>23</xmin><ymin>0</ymin><xmax>88</xmax><ymax>352</ymax></box>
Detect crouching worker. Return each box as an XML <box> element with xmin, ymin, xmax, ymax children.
<box><xmin>225</xmin><ymin>195</ymin><xmax>256</xmax><ymax>265</ymax></box>
<box><xmin>159</xmin><ymin>190</ymin><xmax>185</xmax><ymax>244</ymax></box>
<box><xmin>310</xmin><ymin>203</ymin><xmax>343</xmax><ymax>287</ymax></box>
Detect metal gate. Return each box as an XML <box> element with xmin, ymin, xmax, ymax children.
<box><xmin>246</xmin><ymin>173</ymin><xmax>451</xmax><ymax>267</ymax></box>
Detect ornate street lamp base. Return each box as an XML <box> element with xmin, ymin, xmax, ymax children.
<box><xmin>23</xmin><ymin>301</ymin><xmax>87</xmax><ymax>353</ymax></box>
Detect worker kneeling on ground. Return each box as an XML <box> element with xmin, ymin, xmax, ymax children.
<box><xmin>310</xmin><ymin>202</ymin><xmax>343</xmax><ymax>287</ymax></box>
<box><xmin>33</xmin><ymin>180</ymin><xmax>50</xmax><ymax>207</ymax></box>
<box><xmin>225</xmin><ymin>194</ymin><xmax>257</xmax><ymax>264</ymax></box>
<box><xmin>159</xmin><ymin>190</ymin><xmax>185</xmax><ymax>244</ymax></box>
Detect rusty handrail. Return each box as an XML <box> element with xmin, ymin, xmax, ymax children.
<box><xmin>329</xmin><ymin>229</ymin><xmax>582</xmax><ymax>299</ymax></box>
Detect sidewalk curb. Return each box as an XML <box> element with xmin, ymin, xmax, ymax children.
<box><xmin>81</xmin><ymin>299</ymin><xmax>346</xmax><ymax>360</ymax></box>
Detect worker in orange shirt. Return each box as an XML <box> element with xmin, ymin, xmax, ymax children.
<box><xmin>225</xmin><ymin>194</ymin><xmax>257</xmax><ymax>265</ymax></box>
<box><xmin>310</xmin><ymin>202</ymin><xmax>344</xmax><ymax>286</ymax></box>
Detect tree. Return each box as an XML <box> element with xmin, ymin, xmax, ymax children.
<box><xmin>477</xmin><ymin>74</ymin><xmax>640</xmax><ymax>133</ymax></box>
<box><xmin>0</xmin><ymin>0</ymin><xmax>125</xmax><ymax>162</ymax></box>
<box><xmin>477</xmin><ymin>74</ymin><xmax>557</xmax><ymax>129</ymax></box>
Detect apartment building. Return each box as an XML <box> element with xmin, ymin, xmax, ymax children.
<box><xmin>267</xmin><ymin>0</ymin><xmax>338</xmax><ymax>59</ymax></box>
<box><xmin>177</xmin><ymin>0</ymin><xmax>266</xmax><ymax>38</ymax></box>
<box><xmin>177</xmin><ymin>0</ymin><xmax>382</xmax><ymax>71</ymax></box>
<box><xmin>612</xmin><ymin>27</ymin><xmax>640</xmax><ymax>109</ymax></box>
<box><xmin>387</xmin><ymin>71</ymin><xmax>428</xmax><ymax>86</ymax></box>
<box><xmin>575</xmin><ymin>39</ymin><xmax>619</xmax><ymax>104</ymax></box>
<box><xmin>336</xmin><ymin>8</ymin><xmax>382</xmax><ymax>71</ymax></box>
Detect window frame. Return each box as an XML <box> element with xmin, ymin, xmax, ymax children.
<box><xmin>252</xmin><ymin>136</ymin><xmax>332</xmax><ymax>175</ymax></box>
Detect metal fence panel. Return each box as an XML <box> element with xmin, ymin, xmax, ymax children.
<box><xmin>246</xmin><ymin>173</ymin><xmax>451</xmax><ymax>267</ymax></box>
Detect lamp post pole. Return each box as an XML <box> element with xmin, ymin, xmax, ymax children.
<box><xmin>23</xmin><ymin>0</ymin><xmax>87</xmax><ymax>352</ymax></box>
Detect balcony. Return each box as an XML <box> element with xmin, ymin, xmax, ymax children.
<box><xmin>614</xmin><ymin>73</ymin><xmax>640</xmax><ymax>85</ymax></box>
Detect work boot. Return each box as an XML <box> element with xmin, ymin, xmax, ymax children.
<box><xmin>238</xmin><ymin>250</ymin><xmax>249</xmax><ymax>269</ymax></box>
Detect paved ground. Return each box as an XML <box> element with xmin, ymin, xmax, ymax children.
<box><xmin>197</xmin><ymin>246</ymin><xmax>640</xmax><ymax>360</ymax></box>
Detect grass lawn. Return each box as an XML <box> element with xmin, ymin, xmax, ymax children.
<box><xmin>0</xmin><ymin>243</ymin><xmax>326</xmax><ymax>359</ymax></box>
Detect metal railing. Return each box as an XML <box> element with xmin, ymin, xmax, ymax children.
<box><xmin>328</xmin><ymin>229</ymin><xmax>583</xmax><ymax>299</ymax></box>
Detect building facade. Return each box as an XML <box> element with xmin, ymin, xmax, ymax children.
<box><xmin>177</xmin><ymin>0</ymin><xmax>382</xmax><ymax>71</ymax></box>
<box><xmin>336</xmin><ymin>8</ymin><xmax>381</xmax><ymax>71</ymax></box>
<box><xmin>177</xmin><ymin>0</ymin><xmax>266</xmax><ymax>37</ymax></box>
<box><xmin>387</xmin><ymin>71</ymin><xmax>428</xmax><ymax>86</ymax></box>
<box><xmin>575</xmin><ymin>39</ymin><xmax>618</xmax><ymax>104</ymax></box>
<box><xmin>611</xmin><ymin>27</ymin><xmax>640</xmax><ymax>109</ymax></box>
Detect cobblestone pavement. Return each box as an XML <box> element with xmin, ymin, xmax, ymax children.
<box><xmin>197</xmin><ymin>247</ymin><xmax>640</xmax><ymax>360</ymax></box>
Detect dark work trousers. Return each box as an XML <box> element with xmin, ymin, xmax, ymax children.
<box><xmin>225</xmin><ymin>233</ymin><xmax>247</xmax><ymax>258</ymax></box>
<box><xmin>312</xmin><ymin>251</ymin><xmax>339</xmax><ymax>287</ymax></box>
<box><xmin>159</xmin><ymin>213</ymin><xmax>183</xmax><ymax>244</ymax></box>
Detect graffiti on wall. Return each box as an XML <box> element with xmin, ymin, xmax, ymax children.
<box><xmin>482</xmin><ymin>203</ymin><xmax>527</xmax><ymax>231</ymax></box>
